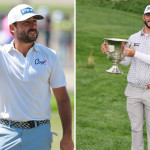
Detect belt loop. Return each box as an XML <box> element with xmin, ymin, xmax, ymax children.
<box><xmin>34</xmin><ymin>121</ymin><xmax>37</xmax><ymax>127</ymax></box>
<box><xmin>8</xmin><ymin>120</ymin><xmax>11</xmax><ymax>127</ymax></box>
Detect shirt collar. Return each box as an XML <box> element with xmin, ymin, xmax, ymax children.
<box><xmin>7</xmin><ymin>40</ymin><xmax>40</xmax><ymax>53</ymax></box>
<box><xmin>140</xmin><ymin>28</ymin><xmax>150</xmax><ymax>36</ymax></box>
<box><xmin>141</xmin><ymin>28</ymin><xmax>145</xmax><ymax>36</ymax></box>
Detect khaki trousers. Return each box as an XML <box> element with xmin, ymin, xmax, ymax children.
<box><xmin>125</xmin><ymin>83</ymin><xmax>150</xmax><ymax>150</ymax></box>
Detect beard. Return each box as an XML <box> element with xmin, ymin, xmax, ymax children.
<box><xmin>144</xmin><ymin>20</ymin><xmax>150</xmax><ymax>29</ymax></box>
<box><xmin>16</xmin><ymin>28</ymin><xmax>39</xmax><ymax>43</ymax></box>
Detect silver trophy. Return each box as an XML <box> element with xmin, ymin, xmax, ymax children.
<box><xmin>103</xmin><ymin>38</ymin><xmax>128</xmax><ymax>74</ymax></box>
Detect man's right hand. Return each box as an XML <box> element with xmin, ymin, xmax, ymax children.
<box><xmin>101</xmin><ymin>43</ymin><xmax>108</xmax><ymax>54</ymax></box>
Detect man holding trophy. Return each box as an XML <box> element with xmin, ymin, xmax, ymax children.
<box><xmin>101</xmin><ymin>5</ymin><xmax>150</xmax><ymax>150</ymax></box>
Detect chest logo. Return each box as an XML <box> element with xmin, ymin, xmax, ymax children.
<box><xmin>35</xmin><ymin>58</ymin><xmax>47</xmax><ymax>65</ymax></box>
<box><xmin>134</xmin><ymin>43</ymin><xmax>140</xmax><ymax>46</ymax></box>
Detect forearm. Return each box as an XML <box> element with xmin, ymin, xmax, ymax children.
<box><xmin>57</xmin><ymin>96</ymin><xmax>72</xmax><ymax>137</ymax></box>
<box><xmin>53</xmin><ymin>87</ymin><xmax>74</xmax><ymax>150</ymax></box>
<box><xmin>134</xmin><ymin>51</ymin><xmax>150</xmax><ymax>64</ymax></box>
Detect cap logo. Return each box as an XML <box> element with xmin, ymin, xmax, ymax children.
<box><xmin>20</xmin><ymin>7</ymin><xmax>35</xmax><ymax>15</ymax></box>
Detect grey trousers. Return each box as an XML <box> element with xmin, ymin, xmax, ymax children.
<box><xmin>125</xmin><ymin>83</ymin><xmax>150</xmax><ymax>150</ymax></box>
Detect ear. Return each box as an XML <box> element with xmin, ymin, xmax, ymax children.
<box><xmin>143</xmin><ymin>15</ymin><xmax>145</xmax><ymax>21</ymax></box>
<box><xmin>9</xmin><ymin>24</ymin><xmax>16</xmax><ymax>35</ymax></box>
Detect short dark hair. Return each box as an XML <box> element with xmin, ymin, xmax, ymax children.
<box><xmin>13</xmin><ymin>22</ymin><xmax>17</xmax><ymax>26</ymax></box>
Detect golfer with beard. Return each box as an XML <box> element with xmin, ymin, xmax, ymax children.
<box><xmin>0</xmin><ymin>4</ymin><xmax>73</xmax><ymax>150</ymax></box>
<box><xmin>101</xmin><ymin>5</ymin><xmax>150</xmax><ymax>150</ymax></box>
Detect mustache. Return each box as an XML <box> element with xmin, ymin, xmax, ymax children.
<box><xmin>27</xmin><ymin>29</ymin><xmax>37</xmax><ymax>33</ymax></box>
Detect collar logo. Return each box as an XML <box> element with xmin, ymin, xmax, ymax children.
<box><xmin>35</xmin><ymin>58</ymin><xmax>47</xmax><ymax>65</ymax></box>
<box><xmin>20</xmin><ymin>7</ymin><xmax>35</xmax><ymax>15</ymax></box>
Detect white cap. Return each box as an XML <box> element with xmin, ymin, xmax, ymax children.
<box><xmin>8</xmin><ymin>4</ymin><xmax>44</xmax><ymax>26</ymax></box>
<box><xmin>144</xmin><ymin>5</ymin><xmax>150</xmax><ymax>15</ymax></box>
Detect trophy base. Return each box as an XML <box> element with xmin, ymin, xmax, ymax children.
<box><xmin>106</xmin><ymin>65</ymin><xmax>123</xmax><ymax>74</ymax></box>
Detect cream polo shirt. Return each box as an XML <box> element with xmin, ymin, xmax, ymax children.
<box><xmin>120</xmin><ymin>29</ymin><xmax>150</xmax><ymax>85</ymax></box>
<box><xmin>0</xmin><ymin>41</ymin><xmax>66</xmax><ymax>121</ymax></box>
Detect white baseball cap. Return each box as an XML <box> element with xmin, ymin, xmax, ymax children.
<box><xmin>144</xmin><ymin>5</ymin><xmax>150</xmax><ymax>15</ymax></box>
<box><xmin>8</xmin><ymin>4</ymin><xmax>44</xmax><ymax>26</ymax></box>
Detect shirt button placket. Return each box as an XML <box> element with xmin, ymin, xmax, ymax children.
<box><xmin>23</xmin><ymin>59</ymin><xmax>29</xmax><ymax>81</ymax></box>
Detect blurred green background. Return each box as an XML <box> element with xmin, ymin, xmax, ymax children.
<box><xmin>76</xmin><ymin>0</ymin><xmax>149</xmax><ymax>150</ymax></box>
<box><xmin>0</xmin><ymin>0</ymin><xmax>74</xmax><ymax>150</ymax></box>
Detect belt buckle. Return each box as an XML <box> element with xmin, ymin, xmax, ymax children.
<box><xmin>28</xmin><ymin>121</ymin><xmax>35</xmax><ymax>128</ymax></box>
<box><xmin>147</xmin><ymin>84</ymin><xmax>150</xmax><ymax>89</ymax></box>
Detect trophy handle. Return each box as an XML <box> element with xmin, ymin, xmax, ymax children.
<box><xmin>129</xmin><ymin>43</ymin><xmax>132</xmax><ymax>48</ymax></box>
<box><xmin>103</xmin><ymin>38</ymin><xmax>108</xmax><ymax>44</ymax></box>
<box><xmin>103</xmin><ymin>39</ymin><xmax>106</xmax><ymax>43</ymax></box>
<box><xmin>121</xmin><ymin>41</ymin><xmax>131</xmax><ymax>60</ymax></box>
<box><xmin>121</xmin><ymin>42</ymin><xmax>132</xmax><ymax>60</ymax></box>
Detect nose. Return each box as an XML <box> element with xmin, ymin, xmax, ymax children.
<box><xmin>31</xmin><ymin>22</ymin><xmax>37</xmax><ymax>29</ymax></box>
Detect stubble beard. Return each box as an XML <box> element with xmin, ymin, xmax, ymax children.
<box><xmin>16</xmin><ymin>29</ymin><xmax>39</xmax><ymax>43</ymax></box>
<box><xmin>144</xmin><ymin>20</ymin><xmax>150</xmax><ymax>29</ymax></box>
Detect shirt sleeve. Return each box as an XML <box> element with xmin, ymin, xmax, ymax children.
<box><xmin>134</xmin><ymin>51</ymin><xmax>150</xmax><ymax>64</ymax></box>
<box><xmin>119</xmin><ymin>56</ymin><xmax>132</xmax><ymax>66</ymax></box>
<box><xmin>49</xmin><ymin>54</ymin><xmax>67</xmax><ymax>88</ymax></box>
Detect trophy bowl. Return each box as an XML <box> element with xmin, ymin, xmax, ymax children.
<box><xmin>103</xmin><ymin>38</ymin><xmax>128</xmax><ymax>74</ymax></box>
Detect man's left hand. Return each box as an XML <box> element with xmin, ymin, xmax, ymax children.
<box><xmin>124</xmin><ymin>47</ymin><xmax>135</xmax><ymax>57</ymax></box>
<box><xmin>60</xmin><ymin>136</ymin><xmax>74</xmax><ymax>150</ymax></box>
